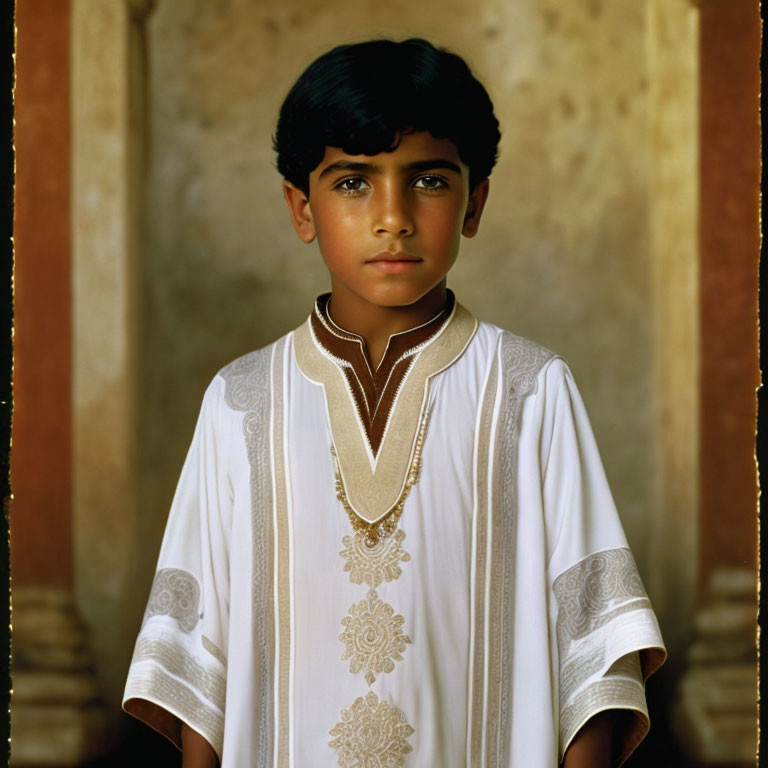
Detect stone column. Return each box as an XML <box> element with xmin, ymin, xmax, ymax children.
<box><xmin>672</xmin><ymin>1</ymin><xmax>760</xmax><ymax>764</ymax></box>
<box><xmin>647</xmin><ymin>0</ymin><xmax>700</xmax><ymax>655</ymax></box>
<box><xmin>71</xmin><ymin>0</ymin><xmax>155</xmax><ymax>725</ymax></box>
<box><xmin>11</xmin><ymin>0</ymin><xmax>107</xmax><ymax>763</ymax></box>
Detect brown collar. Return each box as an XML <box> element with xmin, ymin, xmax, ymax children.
<box><xmin>310</xmin><ymin>291</ymin><xmax>455</xmax><ymax>456</ymax></box>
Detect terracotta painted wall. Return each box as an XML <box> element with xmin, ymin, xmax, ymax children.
<box><xmin>697</xmin><ymin>0</ymin><xmax>760</xmax><ymax>583</ymax></box>
<box><xmin>12</xmin><ymin>0</ymin><xmax>72</xmax><ymax>586</ymax></box>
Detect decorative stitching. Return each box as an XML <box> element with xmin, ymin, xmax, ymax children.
<box><xmin>339</xmin><ymin>588</ymin><xmax>411</xmax><ymax>686</ymax></box>
<box><xmin>312</xmin><ymin>292</ymin><xmax>453</xmax><ymax>453</ymax></box>
<box><xmin>486</xmin><ymin>332</ymin><xmax>553</xmax><ymax>765</ymax></box>
<box><xmin>553</xmin><ymin>548</ymin><xmax>649</xmax><ymax>648</ymax></box>
<box><xmin>132</xmin><ymin>636</ymin><xmax>225</xmax><ymax>709</ymax></box>
<box><xmin>220</xmin><ymin>345</ymin><xmax>276</xmax><ymax>766</ymax></box>
<box><xmin>144</xmin><ymin>569</ymin><xmax>200</xmax><ymax>632</ymax></box>
<box><xmin>329</xmin><ymin>691</ymin><xmax>414</xmax><ymax>767</ymax></box>
<box><xmin>125</xmin><ymin>665</ymin><xmax>225</xmax><ymax>757</ymax></box>
<box><xmin>559</xmin><ymin>676</ymin><xmax>647</xmax><ymax>763</ymax></box>
<box><xmin>331</xmin><ymin>406</ymin><xmax>429</xmax><ymax>547</ymax></box>
<box><xmin>340</xmin><ymin>529</ymin><xmax>411</xmax><ymax>588</ymax></box>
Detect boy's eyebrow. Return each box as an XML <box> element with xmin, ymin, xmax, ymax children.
<box><xmin>318</xmin><ymin>161</ymin><xmax>382</xmax><ymax>178</ymax></box>
<box><xmin>318</xmin><ymin>158</ymin><xmax>464</xmax><ymax>178</ymax></box>
<box><xmin>405</xmin><ymin>159</ymin><xmax>463</xmax><ymax>174</ymax></box>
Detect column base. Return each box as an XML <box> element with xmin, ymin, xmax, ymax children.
<box><xmin>11</xmin><ymin>586</ymin><xmax>108</xmax><ymax>766</ymax></box>
<box><xmin>673</xmin><ymin>567</ymin><xmax>757</xmax><ymax>765</ymax></box>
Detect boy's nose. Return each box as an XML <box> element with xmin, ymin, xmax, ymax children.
<box><xmin>372</xmin><ymin>190</ymin><xmax>414</xmax><ymax>237</ymax></box>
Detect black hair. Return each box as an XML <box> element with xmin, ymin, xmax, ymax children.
<box><xmin>274</xmin><ymin>38</ymin><xmax>500</xmax><ymax>194</ymax></box>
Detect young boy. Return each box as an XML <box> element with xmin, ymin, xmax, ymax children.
<box><xmin>123</xmin><ymin>38</ymin><xmax>665</xmax><ymax>767</ymax></box>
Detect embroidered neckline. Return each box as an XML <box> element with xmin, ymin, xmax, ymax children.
<box><xmin>311</xmin><ymin>291</ymin><xmax>454</xmax><ymax>456</ymax></box>
<box><xmin>331</xmin><ymin>405</ymin><xmax>429</xmax><ymax>548</ymax></box>
<box><xmin>293</xmin><ymin>299</ymin><xmax>477</xmax><ymax>526</ymax></box>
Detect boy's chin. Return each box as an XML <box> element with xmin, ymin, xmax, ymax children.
<box><xmin>363</xmin><ymin>290</ymin><xmax>444</xmax><ymax>311</ymax></box>
<box><xmin>355</xmin><ymin>282</ymin><xmax>448</xmax><ymax>310</ymax></box>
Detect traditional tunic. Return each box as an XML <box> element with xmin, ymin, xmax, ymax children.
<box><xmin>123</xmin><ymin>294</ymin><xmax>665</xmax><ymax>767</ymax></box>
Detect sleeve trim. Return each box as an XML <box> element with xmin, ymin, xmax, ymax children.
<box><xmin>132</xmin><ymin>636</ymin><xmax>226</xmax><ymax>709</ymax></box>
<box><xmin>123</xmin><ymin>665</ymin><xmax>224</xmax><ymax>759</ymax></box>
<box><xmin>559</xmin><ymin>678</ymin><xmax>649</xmax><ymax>766</ymax></box>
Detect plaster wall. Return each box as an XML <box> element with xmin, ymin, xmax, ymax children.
<box><xmin>141</xmin><ymin>0</ymin><xmax>655</xmax><ymax>579</ymax></box>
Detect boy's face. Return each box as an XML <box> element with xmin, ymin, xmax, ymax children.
<box><xmin>283</xmin><ymin>131</ymin><xmax>489</xmax><ymax>311</ymax></box>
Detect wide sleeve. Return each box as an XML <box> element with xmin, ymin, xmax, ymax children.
<box><xmin>539</xmin><ymin>358</ymin><xmax>666</xmax><ymax>765</ymax></box>
<box><xmin>123</xmin><ymin>375</ymin><xmax>233</xmax><ymax>760</ymax></box>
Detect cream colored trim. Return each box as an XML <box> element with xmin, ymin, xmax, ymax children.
<box><xmin>202</xmin><ymin>636</ymin><xmax>227</xmax><ymax>667</ymax></box>
<box><xmin>124</xmin><ymin>665</ymin><xmax>225</xmax><ymax>758</ymax></box>
<box><xmin>132</xmin><ymin>637</ymin><xmax>225</xmax><ymax>709</ymax></box>
<box><xmin>271</xmin><ymin>338</ymin><xmax>292</xmax><ymax>768</ymax></box>
<box><xmin>553</xmin><ymin>548</ymin><xmax>653</xmax><ymax>647</ymax></box>
<box><xmin>294</xmin><ymin>303</ymin><xmax>478</xmax><ymax>525</ymax></box>
<box><xmin>220</xmin><ymin>344</ymin><xmax>277</xmax><ymax>765</ymax></box>
<box><xmin>467</xmin><ymin>348</ymin><xmax>500</xmax><ymax>766</ymax></box>
<box><xmin>559</xmin><ymin>677</ymin><xmax>649</xmax><ymax>766</ymax></box>
<box><xmin>487</xmin><ymin>333</ymin><xmax>554</xmax><ymax>766</ymax></box>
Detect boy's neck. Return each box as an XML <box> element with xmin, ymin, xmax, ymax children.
<box><xmin>327</xmin><ymin>282</ymin><xmax>449</xmax><ymax>369</ymax></box>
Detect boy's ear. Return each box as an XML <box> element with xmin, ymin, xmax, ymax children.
<box><xmin>283</xmin><ymin>181</ymin><xmax>316</xmax><ymax>243</ymax></box>
<box><xmin>462</xmin><ymin>179</ymin><xmax>490</xmax><ymax>238</ymax></box>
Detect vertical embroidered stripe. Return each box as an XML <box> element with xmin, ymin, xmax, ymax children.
<box><xmin>468</xmin><ymin>350</ymin><xmax>499</xmax><ymax>766</ymax></box>
<box><xmin>486</xmin><ymin>333</ymin><xmax>554</xmax><ymax>765</ymax></box>
<box><xmin>272</xmin><ymin>339</ymin><xmax>292</xmax><ymax>768</ymax></box>
<box><xmin>221</xmin><ymin>345</ymin><xmax>277</xmax><ymax>766</ymax></box>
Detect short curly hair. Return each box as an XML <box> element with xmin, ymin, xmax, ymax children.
<box><xmin>274</xmin><ymin>38</ymin><xmax>501</xmax><ymax>194</ymax></box>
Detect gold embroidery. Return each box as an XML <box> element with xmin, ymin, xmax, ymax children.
<box><xmin>339</xmin><ymin>589</ymin><xmax>411</xmax><ymax>686</ymax></box>
<box><xmin>332</xmin><ymin>406</ymin><xmax>429</xmax><ymax>548</ymax></box>
<box><xmin>340</xmin><ymin>529</ymin><xmax>411</xmax><ymax>588</ymax></box>
<box><xmin>329</xmin><ymin>691</ymin><xmax>414</xmax><ymax>767</ymax></box>
<box><xmin>295</xmin><ymin>302</ymin><xmax>477</xmax><ymax>526</ymax></box>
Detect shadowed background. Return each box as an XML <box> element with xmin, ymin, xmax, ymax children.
<box><xmin>10</xmin><ymin>0</ymin><xmax>759</xmax><ymax>765</ymax></box>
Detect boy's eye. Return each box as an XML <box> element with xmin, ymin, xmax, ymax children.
<box><xmin>335</xmin><ymin>177</ymin><xmax>370</xmax><ymax>194</ymax></box>
<box><xmin>413</xmin><ymin>175</ymin><xmax>448</xmax><ymax>191</ymax></box>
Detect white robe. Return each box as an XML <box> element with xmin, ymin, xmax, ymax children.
<box><xmin>124</xmin><ymin>302</ymin><xmax>665</xmax><ymax>767</ymax></box>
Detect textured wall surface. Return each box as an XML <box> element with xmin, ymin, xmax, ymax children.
<box><xmin>141</xmin><ymin>0</ymin><xmax>656</xmax><ymax>589</ymax></box>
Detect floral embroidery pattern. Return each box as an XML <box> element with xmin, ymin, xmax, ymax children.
<box><xmin>340</xmin><ymin>529</ymin><xmax>411</xmax><ymax>588</ymax></box>
<box><xmin>339</xmin><ymin>589</ymin><xmax>411</xmax><ymax>686</ymax></box>
<box><xmin>144</xmin><ymin>568</ymin><xmax>200</xmax><ymax>632</ymax></box>
<box><xmin>329</xmin><ymin>690</ymin><xmax>414</xmax><ymax>767</ymax></box>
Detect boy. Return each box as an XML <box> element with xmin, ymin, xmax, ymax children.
<box><xmin>123</xmin><ymin>39</ymin><xmax>665</xmax><ymax>767</ymax></box>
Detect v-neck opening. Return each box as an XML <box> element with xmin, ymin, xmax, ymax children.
<box><xmin>310</xmin><ymin>292</ymin><xmax>455</xmax><ymax>455</ymax></box>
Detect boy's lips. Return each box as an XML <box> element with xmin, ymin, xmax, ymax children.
<box><xmin>366</xmin><ymin>252</ymin><xmax>423</xmax><ymax>274</ymax></box>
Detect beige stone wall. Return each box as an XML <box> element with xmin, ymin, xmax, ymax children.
<box><xmin>71</xmin><ymin>0</ymin><xmax>700</xmax><ymax>710</ymax></box>
<box><xmin>142</xmin><ymin>0</ymin><xmax>654</xmax><ymax>569</ymax></box>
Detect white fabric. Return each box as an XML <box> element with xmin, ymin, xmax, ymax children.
<box><xmin>123</xmin><ymin>319</ymin><xmax>665</xmax><ymax>767</ymax></box>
